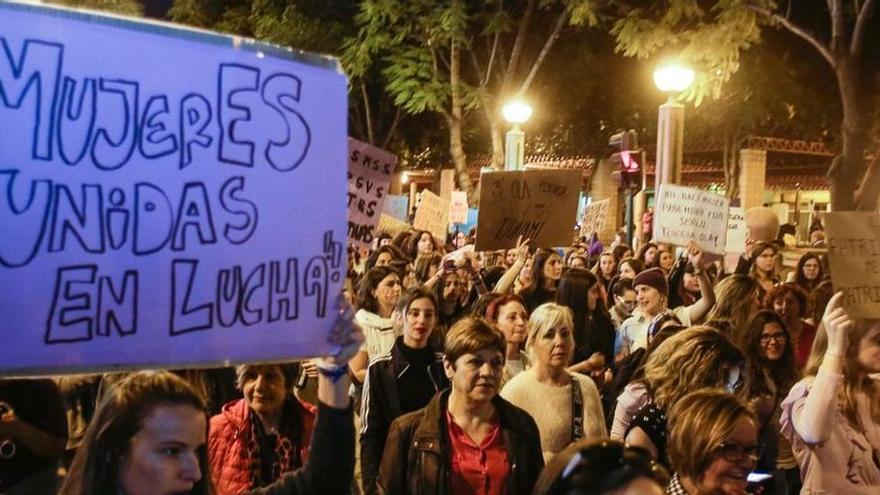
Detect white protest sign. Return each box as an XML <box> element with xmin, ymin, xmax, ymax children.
<box><xmin>413</xmin><ymin>190</ymin><xmax>450</xmax><ymax>241</ymax></box>
<box><xmin>0</xmin><ymin>3</ymin><xmax>348</xmax><ymax>376</ymax></box>
<box><xmin>347</xmin><ymin>139</ymin><xmax>397</xmax><ymax>247</ymax></box>
<box><xmin>726</xmin><ymin>207</ymin><xmax>746</xmax><ymax>253</ymax></box>
<box><xmin>824</xmin><ymin>212</ymin><xmax>880</xmax><ymax>319</ymax></box>
<box><xmin>449</xmin><ymin>191</ymin><xmax>468</xmax><ymax>224</ymax></box>
<box><xmin>581</xmin><ymin>199</ymin><xmax>610</xmax><ymax>238</ymax></box>
<box><xmin>654</xmin><ymin>184</ymin><xmax>730</xmax><ymax>254</ymax></box>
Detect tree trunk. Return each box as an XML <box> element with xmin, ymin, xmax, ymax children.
<box><xmin>489</xmin><ymin>114</ymin><xmax>504</xmax><ymax>170</ymax></box>
<box><xmin>829</xmin><ymin>57</ymin><xmax>870</xmax><ymax>211</ymax></box>
<box><xmin>449</xmin><ymin>41</ymin><xmax>475</xmax><ymax>202</ymax></box>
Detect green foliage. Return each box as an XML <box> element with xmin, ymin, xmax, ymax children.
<box><xmin>611</xmin><ymin>0</ymin><xmax>768</xmax><ymax>104</ymax></box>
<box><xmin>48</xmin><ymin>0</ymin><xmax>143</xmax><ymax>16</ymax></box>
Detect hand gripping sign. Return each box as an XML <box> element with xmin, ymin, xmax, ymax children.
<box><xmin>0</xmin><ymin>2</ymin><xmax>348</xmax><ymax>375</ymax></box>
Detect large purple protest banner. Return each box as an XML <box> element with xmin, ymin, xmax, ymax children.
<box><xmin>348</xmin><ymin>138</ymin><xmax>397</xmax><ymax>247</ymax></box>
<box><xmin>0</xmin><ymin>2</ymin><xmax>348</xmax><ymax>375</ymax></box>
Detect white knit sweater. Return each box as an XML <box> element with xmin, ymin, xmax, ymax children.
<box><xmin>501</xmin><ymin>369</ymin><xmax>607</xmax><ymax>462</ymax></box>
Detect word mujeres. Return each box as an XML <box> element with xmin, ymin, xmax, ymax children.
<box><xmin>1</xmin><ymin>37</ymin><xmax>311</xmax><ymax>172</ymax></box>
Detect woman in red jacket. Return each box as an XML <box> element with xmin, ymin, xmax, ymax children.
<box><xmin>208</xmin><ymin>364</ymin><xmax>316</xmax><ymax>494</ymax></box>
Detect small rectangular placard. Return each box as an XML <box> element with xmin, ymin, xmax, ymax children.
<box><xmin>413</xmin><ymin>190</ymin><xmax>450</xmax><ymax>241</ymax></box>
<box><xmin>654</xmin><ymin>184</ymin><xmax>730</xmax><ymax>254</ymax></box>
<box><xmin>725</xmin><ymin>207</ymin><xmax>747</xmax><ymax>254</ymax></box>
<box><xmin>0</xmin><ymin>3</ymin><xmax>348</xmax><ymax>375</ymax></box>
<box><xmin>824</xmin><ymin>212</ymin><xmax>880</xmax><ymax>319</ymax></box>
<box><xmin>475</xmin><ymin>169</ymin><xmax>581</xmax><ymax>250</ymax></box>
<box><xmin>347</xmin><ymin>138</ymin><xmax>397</xmax><ymax>247</ymax></box>
<box><xmin>449</xmin><ymin>191</ymin><xmax>468</xmax><ymax>224</ymax></box>
<box><xmin>581</xmin><ymin>199</ymin><xmax>610</xmax><ymax>239</ymax></box>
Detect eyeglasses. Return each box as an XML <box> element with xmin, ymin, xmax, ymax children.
<box><xmin>760</xmin><ymin>333</ymin><xmax>787</xmax><ymax>344</ymax></box>
<box><xmin>716</xmin><ymin>442</ymin><xmax>763</xmax><ymax>462</ymax></box>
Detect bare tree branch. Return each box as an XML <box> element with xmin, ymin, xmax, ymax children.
<box><xmin>519</xmin><ymin>9</ymin><xmax>569</xmax><ymax>94</ymax></box>
<box><xmin>744</xmin><ymin>4</ymin><xmax>836</xmax><ymax>68</ymax></box>
<box><xmin>483</xmin><ymin>0</ymin><xmax>504</xmax><ymax>87</ymax></box>
<box><xmin>360</xmin><ymin>81</ymin><xmax>375</xmax><ymax>144</ymax></box>
<box><xmin>851</xmin><ymin>0</ymin><xmax>877</xmax><ymax>58</ymax></box>
<box><xmin>830</xmin><ymin>0</ymin><xmax>847</xmax><ymax>53</ymax></box>
<box><xmin>502</xmin><ymin>0</ymin><xmax>536</xmax><ymax>94</ymax></box>
<box><xmin>381</xmin><ymin>107</ymin><xmax>402</xmax><ymax>150</ymax></box>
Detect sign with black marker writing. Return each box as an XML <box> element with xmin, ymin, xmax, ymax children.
<box><xmin>0</xmin><ymin>3</ymin><xmax>348</xmax><ymax>375</ymax></box>
<box><xmin>475</xmin><ymin>169</ymin><xmax>581</xmax><ymax>250</ymax></box>
<box><xmin>581</xmin><ymin>199</ymin><xmax>610</xmax><ymax>239</ymax></box>
<box><xmin>824</xmin><ymin>212</ymin><xmax>880</xmax><ymax>319</ymax></box>
<box><xmin>413</xmin><ymin>190</ymin><xmax>450</xmax><ymax>241</ymax></box>
<box><xmin>654</xmin><ymin>184</ymin><xmax>730</xmax><ymax>254</ymax></box>
<box><xmin>347</xmin><ymin>138</ymin><xmax>397</xmax><ymax>247</ymax></box>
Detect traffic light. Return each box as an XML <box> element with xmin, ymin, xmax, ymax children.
<box><xmin>609</xmin><ymin>129</ymin><xmax>643</xmax><ymax>191</ymax></box>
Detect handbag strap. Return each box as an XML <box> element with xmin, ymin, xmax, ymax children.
<box><xmin>570</xmin><ymin>375</ymin><xmax>584</xmax><ymax>442</ymax></box>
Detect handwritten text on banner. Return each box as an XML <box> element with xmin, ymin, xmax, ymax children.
<box><xmin>0</xmin><ymin>3</ymin><xmax>348</xmax><ymax>375</ymax></box>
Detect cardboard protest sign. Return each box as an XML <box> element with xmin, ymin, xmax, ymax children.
<box><xmin>823</xmin><ymin>212</ymin><xmax>880</xmax><ymax>318</ymax></box>
<box><xmin>475</xmin><ymin>169</ymin><xmax>581</xmax><ymax>250</ymax></box>
<box><xmin>347</xmin><ymin>139</ymin><xmax>397</xmax><ymax>247</ymax></box>
<box><xmin>377</xmin><ymin>213</ymin><xmax>410</xmax><ymax>237</ymax></box>
<box><xmin>0</xmin><ymin>3</ymin><xmax>348</xmax><ymax>375</ymax></box>
<box><xmin>654</xmin><ymin>184</ymin><xmax>730</xmax><ymax>254</ymax></box>
<box><xmin>413</xmin><ymin>190</ymin><xmax>450</xmax><ymax>241</ymax></box>
<box><xmin>449</xmin><ymin>191</ymin><xmax>468</xmax><ymax>224</ymax></box>
<box><xmin>384</xmin><ymin>194</ymin><xmax>409</xmax><ymax>221</ymax></box>
<box><xmin>581</xmin><ymin>199</ymin><xmax>610</xmax><ymax>238</ymax></box>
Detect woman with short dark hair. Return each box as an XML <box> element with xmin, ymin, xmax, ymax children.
<box><xmin>377</xmin><ymin>317</ymin><xmax>544</xmax><ymax>495</ymax></box>
<box><xmin>208</xmin><ymin>364</ymin><xmax>315</xmax><ymax>494</ymax></box>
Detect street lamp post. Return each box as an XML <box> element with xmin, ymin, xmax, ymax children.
<box><xmin>653</xmin><ymin>63</ymin><xmax>694</xmax><ymax>192</ymax></box>
<box><xmin>502</xmin><ymin>101</ymin><xmax>533</xmax><ymax>171</ymax></box>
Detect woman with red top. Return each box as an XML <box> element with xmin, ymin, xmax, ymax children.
<box><xmin>377</xmin><ymin>317</ymin><xmax>544</xmax><ymax>495</ymax></box>
<box><xmin>766</xmin><ymin>283</ymin><xmax>815</xmax><ymax>369</ymax></box>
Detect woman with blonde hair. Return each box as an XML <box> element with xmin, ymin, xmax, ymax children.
<box><xmin>501</xmin><ymin>303</ymin><xmax>607</xmax><ymax>462</ymax></box>
<box><xmin>780</xmin><ymin>292</ymin><xmax>880</xmax><ymax>493</ymax></box>
<box><xmin>624</xmin><ymin>327</ymin><xmax>746</xmax><ymax>464</ymax></box>
<box><xmin>666</xmin><ymin>389</ymin><xmax>760</xmax><ymax>495</ymax></box>
<box><xmin>704</xmin><ymin>274</ymin><xmax>761</xmax><ymax>343</ymax></box>
<box><xmin>744</xmin><ymin>241</ymin><xmax>780</xmax><ymax>302</ymax></box>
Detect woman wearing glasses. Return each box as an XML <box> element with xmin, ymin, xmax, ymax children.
<box><xmin>781</xmin><ymin>293</ymin><xmax>880</xmax><ymax>493</ymax></box>
<box><xmin>666</xmin><ymin>389</ymin><xmax>760</xmax><ymax>495</ymax></box>
<box><xmin>740</xmin><ymin>310</ymin><xmax>800</xmax><ymax>494</ymax></box>
<box><xmin>766</xmin><ymin>283</ymin><xmax>815</xmax><ymax>369</ymax></box>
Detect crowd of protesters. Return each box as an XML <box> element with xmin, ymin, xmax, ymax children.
<box><xmin>1</xmin><ymin>205</ymin><xmax>878</xmax><ymax>495</ymax></box>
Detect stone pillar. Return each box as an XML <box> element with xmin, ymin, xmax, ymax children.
<box><xmin>738</xmin><ymin>149</ymin><xmax>767</xmax><ymax>211</ymax></box>
<box><xmin>590</xmin><ymin>159</ymin><xmax>621</xmax><ymax>245</ymax></box>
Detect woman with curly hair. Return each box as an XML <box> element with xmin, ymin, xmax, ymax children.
<box><xmin>704</xmin><ymin>274</ymin><xmax>761</xmax><ymax>343</ymax></box>
<box><xmin>624</xmin><ymin>327</ymin><xmax>745</xmax><ymax>465</ymax></box>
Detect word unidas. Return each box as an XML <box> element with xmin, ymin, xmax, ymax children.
<box><xmin>1</xmin><ymin>37</ymin><xmax>311</xmax><ymax>172</ymax></box>
<box><xmin>0</xmin><ymin>172</ymin><xmax>258</xmax><ymax>268</ymax></box>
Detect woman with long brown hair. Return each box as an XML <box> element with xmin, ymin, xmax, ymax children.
<box><xmin>781</xmin><ymin>293</ymin><xmax>880</xmax><ymax>493</ymax></box>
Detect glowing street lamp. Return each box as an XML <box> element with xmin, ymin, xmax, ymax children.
<box><xmin>502</xmin><ymin>100</ymin><xmax>533</xmax><ymax>171</ymax></box>
<box><xmin>653</xmin><ymin>61</ymin><xmax>694</xmax><ymax>192</ymax></box>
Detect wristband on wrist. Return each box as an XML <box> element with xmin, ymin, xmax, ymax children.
<box><xmin>316</xmin><ymin>362</ymin><xmax>349</xmax><ymax>383</ymax></box>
